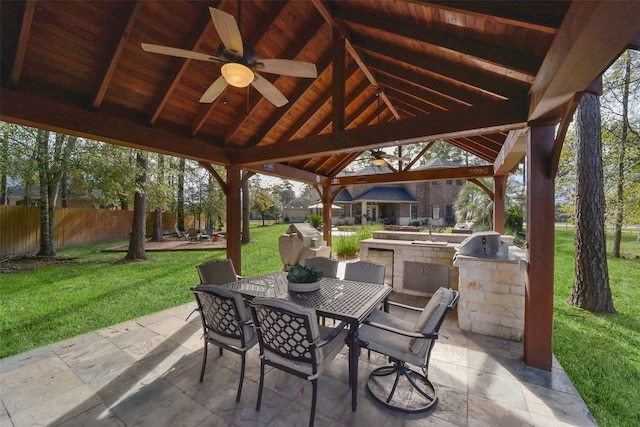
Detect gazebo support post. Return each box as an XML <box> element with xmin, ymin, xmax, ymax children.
<box><xmin>322</xmin><ymin>187</ymin><xmax>332</xmax><ymax>247</ymax></box>
<box><xmin>493</xmin><ymin>175</ymin><xmax>506</xmax><ymax>234</ymax></box>
<box><xmin>524</xmin><ymin>124</ymin><xmax>555</xmax><ymax>370</ymax></box>
<box><xmin>226</xmin><ymin>166</ymin><xmax>242</xmax><ymax>275</ymax></box>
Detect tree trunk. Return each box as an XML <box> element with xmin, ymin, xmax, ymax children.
<box><xmin>125</xmin><ymin>152</ymin><xmax>148</xmax><ymax>260</ymax></box>
<box><xmin>151</xmin><ymin>154</ymin><xmax>165</xmax><ymax>242</ymax></box>
<box><xmin>152</xmin><ymin>207</ymin><xmax>163</xmax><ymax>241</ymax></box>
<box><xmin>242</xmin><ymin>174</ymin><xmax>250</xmax><ymax>243</ymax></box>
<box><xmin>1</xmin><ymin>124</ymin><xmax>8</xmax><ymax>205</ymax></box>
<box><xmin>60</xmin><ymin>171</ymin><xmax>69</xmax><ymax>208</ymax></box>
<box><xmin>177</xmin><ymin>157</ymin><xmax>185</xmax><ymax>230</ymax></box>
<box><xmin>569</xmin><ymin>93</ymin><xmax>615</xmax><ymax>313</ymax></box>
<box><xmin>36</xmin><ymin>130</ymin><xmax>55</xmax><ymax>256</ymax></box>
<box><xmin>612</xmin><ymin>53</ymin><xmax>631</xmax><ymax>258</ymax></box>
<box><xmin>35</xmin><ymin>132</ymin><xmax>77</xmax><ymax>257</ymax></box>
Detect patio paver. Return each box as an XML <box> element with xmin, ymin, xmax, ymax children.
<box><xmin>0</xmin><ymin>302</ymin><xmax>597</xmax><ymax>427</ymax></box>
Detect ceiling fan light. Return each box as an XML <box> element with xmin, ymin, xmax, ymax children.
<box><xmin>221</xmin><ymin>63</ymin><xmax>253</xmax><ymax>87</ymax></box>
<box><xmin>372</xmin><ymin>158</ymin><xmax>386</xmax><ymax>166</ymax></box>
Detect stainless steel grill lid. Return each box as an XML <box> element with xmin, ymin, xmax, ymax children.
<box><xmin>457</xmin><ymin>231</ymin><xmax>508</xmax><ymax>257</ymax></box>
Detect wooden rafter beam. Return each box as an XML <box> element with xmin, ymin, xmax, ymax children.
<box><xmin>224</xmin><ymin>10</ymin><xmax>325</xmax><ymax>144</ymax></box>
<box><xmin>310</xmin><ymin>0</ymin><xmax>400</xmax><ymax>120</ymax></box>
<box><xmin>249</xmin><ymin>48</ymin><xmax>337</xmax><ymax>147</ymax></box>
<box><xmin>150</xmin><ymin>4</ymin><xmax>219</xmax><ymax>125</ymax></box>
<box><xmin>10</xmin><ymin>0</ymin><xmax>35</xmax><ymax>85</ymax></box>
<box><xmin>364</xmin><ymin>52</ymin><xmax>490</xmax><ymax>106</ymax></box>
<box><xmin>336</xmin><ymin>165</ymin><xmax>494</xmax><ymax>186</ymax></box>
<box><xmin>93</xmin><ymin>2</ymin><xmax>143</xmax><ymax>109</ymax></box>
<box><xmin>334</xmin><ymin>6</ymin><xmax>541</xmax><ymax>79</ymax></box>
<box><xmin>374</xmin><ymin>70</ymin><xmax>464</xmax><ymax>111</ymax></box>
<box><xmin>495</xmin><ymin>129</ymin><xmax>528</xmax><ymax>175</ymax></box>
<box><xmin>243</xmin><ymin>162</ymin><xmax>329</xmax><ymax>186</ymax></box>
<box><xmin>230</xmin><ymin>98</ymin><xmax>527</xmax><ymax>165</ymax></box>
<box><xmin>0</xmin><ymin>88</ymin><xmax>228</xmax><ymax>163</ymax></box>
<box><xmin>403</xmin><ymin>140</ymin><xmax>437</xmax><ymax>171</ymax></box>
<box><xmin>423</xmin><ymin>1</ymin><xmax>563</xmax><ymax>33</ymax></box>
<box><xmin>529</xmin><ymin>1</ymin><xmax>640</xmax><ymax>122</ymax></box>
<box><xmin>350</xmin><ymin>33</ymin><xmax>529</xmax><ymax>100</ymax></box>
<box><xmin>199</xmin><ymin>161</ymin><xmax>227</xmax><ymax>195</ymax></box>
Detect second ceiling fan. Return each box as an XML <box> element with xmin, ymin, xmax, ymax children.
<box><xmin>141</xmin><ymin>6</ymin><xmax>317</xmax><ymax>107</ymax></box>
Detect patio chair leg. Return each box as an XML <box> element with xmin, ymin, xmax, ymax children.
<box><xmin>236</xmin><ymin>353</ymin><xmax>246</xmax><ymax>402</ymax></box>
<box><xmin>310</xmin><ymin>378</ymin><xmax>318</xmax><ymax>427</ymax></box>
<box><xmin>256</xmin><ymin>360</ymin><xmax>265</xmax><ymax>411</ymax></box>
<box><xmin>199</xmin><ymin>342</ymin><xmax>208</xmax><ymax>382</ymax></box>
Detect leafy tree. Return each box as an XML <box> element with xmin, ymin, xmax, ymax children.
<box><xmin>454</xmin><ymin>176</ymin><xmax>524</xmax><ymax>232</ymax></box>
<box><xmin>35</xmin><ymin>130</ymin><xmax>78</xmax><ymax>257</ymax></box>
<box><xmin>601</xmin><ymin>50</ymin><xmax>640</xmax><ymax>255</ymax></box>
<box><xmin>249</xmin><ymin>176</ymin><xmax>274</xmax><ymax>226</ymax></box>
<box><xmin>569</xmin><ymin>92</ymin><xmax>615</xmax><ymax>313</ymax></box>
<box><xmin>2</xmin><ymin>123</ymin><xmax>39</xmax><ymax>206</ymax></box>
<box><xmin>78</xmin><ymin>141</ymin><xmax>136</xmax><ymax>209</ymax></box>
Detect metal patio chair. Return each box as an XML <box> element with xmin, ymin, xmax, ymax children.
<box><xmin>359</xmin><ymin>287</ymin><xmax>459</xmax><ymax>413</ymax></box>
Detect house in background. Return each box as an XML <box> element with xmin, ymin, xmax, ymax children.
<box><xmin>285</xmin><ymin>158</ymin><xmax>467</xmax><ymax>226</ymax></box>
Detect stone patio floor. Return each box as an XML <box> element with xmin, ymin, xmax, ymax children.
<box><xmin>0</xmin><ymin>301</ymin><xmax>597</xmax><ymax>427</ymax></box>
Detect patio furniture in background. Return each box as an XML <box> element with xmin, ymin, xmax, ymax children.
<box><xmin>187</xmin><ymin>227</ymin><xmax>199</xmax><ymax>242</ymax></box>
<box><xmin>343</xmin><ymin>260</ymin><xmax>385</xmax><ymax>285</ymax></box>
<box><xmin>358</xmin><ymin>287</ymin><xmax>459</xmax><ymax>413</ymax></box>
<box><xmin>174</xmin><ymin>225</ymin><xmax>187</xmax><ymax>240</ymax></box>
<box><xmin>250</xmin><ymin>297</ymin><xmax>348</xmax><ymax>427</ymax></box>
<box><xmin>303</xmin><ymin>256</ymin><xmax>339</xmax><ymax>279</ymax></box>
<box><xmin>191</xmin><ymin>285</ymin><xmax>257</xmax><ymax>402</ymax></box>
<box><xmin>344</xmin><ymin>260</ymin><xmax>387</xmax><ymax>314</ymax></box>
<box><xmin>197</xmin><ymin>258</ymin><xmax>241</xmax><ymax>286</ymax></box>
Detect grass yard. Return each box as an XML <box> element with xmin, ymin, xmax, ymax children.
<box><xmin>552</xmin><ymin>228</ymin><xmax>640</xmax><ymax>427</ymax></box>
<box><xmin>1</xmin><ymin>224</ymin><xmax>639</xmax><ymax>426</ymax></box>
<box><xmin>0</xmin><ymin>223</ymin><xmax>289</xmax><ymax>359</ymax></box>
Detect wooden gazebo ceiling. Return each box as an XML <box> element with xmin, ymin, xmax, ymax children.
<box><xmin>1</xmin><ymin>1</ymin><xmax>638</xmax><ymax>187</ymax></box>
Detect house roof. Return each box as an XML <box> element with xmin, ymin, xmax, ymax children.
<box><xmin>353</xmin><ymin>186</ymin><xmax>417</xmax><ymax>203</ymax></box>
<box><xmin>2</xmin><ymin>1</ymin><xmax>636</xmax><ymax>189</ymax></box>
<box><xmin>334</xmin><ymin>189</ymin><xmax>353</xmax><ymax>202</ymax></box>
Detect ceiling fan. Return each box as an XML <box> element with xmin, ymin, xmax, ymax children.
<box><xmin>141</xmin><ymin>6</ymin><xmax>317</xmax><ymax>107</ymax></box>
<box><xmin>370</xmin><ymin>149</ymin><xmax>410</xmax><ymax>166</ymax></box>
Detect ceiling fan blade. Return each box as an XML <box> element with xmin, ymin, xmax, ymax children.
<box><xmin>257</xmin><ymin>59</ymin><xmax>318</xmax><ymax>78</ymax></box>
<box><xmin>251</xmin><ymin>75</ymin><xmax>288</xmax><ymax>107</ymax></box>
<box><xmin>199</xmin><ymin>76</ymin><xmax>228</xmax><ymax>103</ymax></box>
<box><xmin>141</xmin><ymin>43</ymin><xmax>224</xmax><ymax>63</ymax></box>
<box><xmin>209</xmin><ymin>7</ymin><xmax>243</xmax><ymax>57</ymax></box>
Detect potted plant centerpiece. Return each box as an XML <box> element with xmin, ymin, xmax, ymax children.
<box><xmin>287</xmin><ymin>263</ymin><xmax>323</xmax><ymax>292</ymax></box>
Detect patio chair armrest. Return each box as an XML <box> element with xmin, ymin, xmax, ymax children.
<box><xmin>364</xmin><ymin>320</ymin><xmax>439</xmax><ymax>340</ymax></box>
<box><xmin>386</xmin><ymin>300</ymin><xmax>423</xmax><ymax>312</ymax></box>
<box><xmin>317</xmin><ymin>321</ymin><xmax>347</xmax><ymax>348</ymax></box>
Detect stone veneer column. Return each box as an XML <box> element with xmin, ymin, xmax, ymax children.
<box><xmin>454</xmin><ymin>254</ymin><xmax>526</xmax><ymax>340</ymax></box>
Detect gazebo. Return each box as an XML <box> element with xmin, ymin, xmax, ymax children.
<box><xmin>1</xmin><ymin>1</ymin><xmax>638</xmax><ymax>371</ymax></box>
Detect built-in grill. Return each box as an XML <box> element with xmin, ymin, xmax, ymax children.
<box><xmin>278</xmin><ymin>223</ymin><xmax>331</xmax><ymax>271</ymax></box>
<box><xmin>457</xmin><ymin>231</ymin><xmax>508</xmax><ymax>258</ymax></box>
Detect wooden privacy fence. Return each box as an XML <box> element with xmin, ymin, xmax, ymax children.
<box><xmin>0</xmin><ymin>206</ymin><xmax>177</xmax><ymax>259</ymax></box>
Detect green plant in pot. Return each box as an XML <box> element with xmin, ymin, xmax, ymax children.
<box><xmin>287</xmin><ymin>264</ymin><xmax>323</xmax><ymax>292</ymax></box>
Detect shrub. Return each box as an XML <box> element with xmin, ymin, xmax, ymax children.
<box><xmin>332</xmin><ymin>223</ymin><xmax>382</xmax><ymax>258</ymax></box>
<box><xmin>505</xmin><ymin>206</ymin><xmax>524</xmax><ymax>235</ymax></box>
<box><xmin>308</xmin><ymin>214</ymin><xmax>322</xmax><ymax>229</ymax></box>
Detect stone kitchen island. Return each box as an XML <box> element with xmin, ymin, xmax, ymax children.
<box><xmin>360</xmin><ymin>230</ymin><xmax>526</xmax><ymax>340</ymax></box>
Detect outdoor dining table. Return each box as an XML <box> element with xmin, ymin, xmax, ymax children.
<box><xmin>222</xmin><ymin>271</ymin><xmax>392</xmax><ymax>412</ymax></box>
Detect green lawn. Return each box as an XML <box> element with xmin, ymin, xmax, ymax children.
<box><xmin>1</xmin><ymin>224</ymin><xmax>639</xmax><ymax>427</ymax></box>
<box><xmin>0</xmin><ymin>223</ymin><xmax>289</xmax><ymax>359</ymax></box>
<box><xmin>552</xmin><ymin>228</ymin><xmax>640</xmax><ymax>427</ymax></box>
